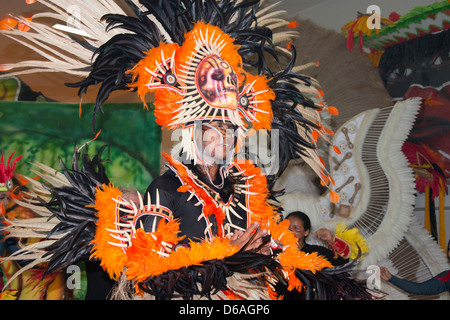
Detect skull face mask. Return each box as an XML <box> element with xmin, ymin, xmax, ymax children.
<box><xmin>129</xmin><ymin>22</ymin><xmax>275</xmax><ymax>166</ymax></box>
<box><xmin>196</xmin><ymin>55</ymin><xmax>238</xmax><ymax>110</ymax></box>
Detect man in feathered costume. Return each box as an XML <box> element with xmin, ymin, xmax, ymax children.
<box><xmin>0</xmin><ymin>0</ymin><xmax>373</xmax><ymax>300</ymax></box>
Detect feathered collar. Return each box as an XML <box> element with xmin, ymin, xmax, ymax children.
<box><xmin>163</xmin><ymin>153</ymin><xmax>273</xmax><ymax>238</ymax></box>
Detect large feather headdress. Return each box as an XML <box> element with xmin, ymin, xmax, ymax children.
<box><xmin>1</xmin><ymin>0</ymin><xmax>340</xmax><ymax>200</ymax></box>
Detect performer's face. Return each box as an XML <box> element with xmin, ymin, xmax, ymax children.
<box><xmin>287</xmin><ymin>216</ymin><xmax>310</xmax><ymax>244</ymax></box>
<box><xmin>200</xmin><ymin>121</ymin><xmax>236</xmax><ymax>164</ymax></box>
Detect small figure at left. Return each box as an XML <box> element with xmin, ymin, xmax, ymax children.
<box><xmin>0</xmin><ymin>151</ymin><xmax>67</xmax><ymax>300</ymax></box>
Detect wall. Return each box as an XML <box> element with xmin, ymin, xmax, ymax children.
<box><xmin>271</xmin><ymin>0</ymin><xmax>439</xmax><ymax>32</ymax></box>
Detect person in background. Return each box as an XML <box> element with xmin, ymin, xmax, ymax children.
<box><xmin>380</xmin><ymin>239</ymin><xmax>450</xmax><ymax>295</ymax></box>
<box><xmin>286</xmin><ymin>211</ymin><xmax>349</xmax><ymax>266</ymax></box>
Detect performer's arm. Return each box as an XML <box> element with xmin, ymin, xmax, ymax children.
<box><xmin>381</xmin><ymin>267</ymin><xmax>447</xmax><ymax>295</ymax></box>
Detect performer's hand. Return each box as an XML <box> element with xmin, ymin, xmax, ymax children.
<box><xmin>314</xmin><ymin>228</ymin><xmax>334</xmax><ymax>243</ymax></box>
<box><xmin>379</xmin><ymin>267</ymin><xmax>392</xmax><ymax>281</ymax></box>
<box><xmin>119</xmin><ymin>187</ymin><xmax>141</xmax><ymax>205</ymax></box>
<box><xmin>230</xmin><ymin>222</ymin><xmax>270</xmax><ymax>255</ymax></box>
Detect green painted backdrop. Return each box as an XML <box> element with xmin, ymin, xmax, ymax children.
<box><xmin>0</xmin><ymin>100</ymin><xmax>161</xmax><ymax>194</ymax></box>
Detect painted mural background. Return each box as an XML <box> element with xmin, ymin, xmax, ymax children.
<box><xmin>0</xmin><ymin>76</ymin><xmax>161</xmax><ymax>300</ymax></box>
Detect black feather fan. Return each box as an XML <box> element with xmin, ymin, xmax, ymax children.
<box><xmin>40</xmin><ymin>146</ymin><xmax>109</xmax><ymax>275</ymax></box>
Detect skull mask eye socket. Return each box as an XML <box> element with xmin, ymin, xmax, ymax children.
<box><xmin>196</xmin><ymin>55</ymin><xmax>238</xmax><ymax>109</ymax></box>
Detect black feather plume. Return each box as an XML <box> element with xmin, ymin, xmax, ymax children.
<box><xmin>38</xmin><ymin>146</ymin><xmax>110</xmax><ymax>275</ymax></box>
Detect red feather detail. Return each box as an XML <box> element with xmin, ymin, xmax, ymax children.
<box><xmin>0</xmin><ymin>152</ymin><xmax>23</xmax><ymax>183</ymax></box>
